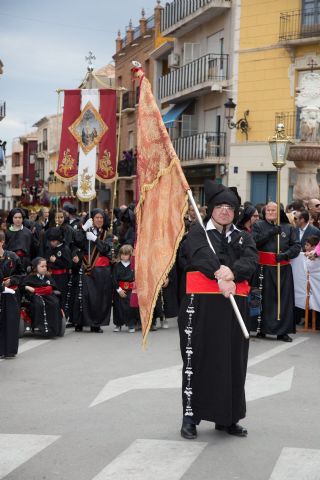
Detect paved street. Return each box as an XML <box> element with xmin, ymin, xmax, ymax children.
<box><xmin>1</xmin><ymin>323</ymin><xmax>320</xmax><ymax>480</ymax></box>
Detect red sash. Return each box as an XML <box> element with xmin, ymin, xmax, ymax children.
<box><xmin>186</xmin><ymin>271</ymin><xmax>250</xmax><ymax>296</ymax></box>
<box><xmin>50</xmin><ymin>268</ymin><xmax>67</xmax><ymax>275</ymax></box>
<box><xmin>15</xmin><ymin>250</ymin><xmax>26</xmax><ymax>257</ymax></box>
<box><xmin>119</xmin><ymin>281</ymin><xmax>135</xmax><ymax>290</ymax></box>
<box><xmin>34</xmin><ymin>286</ymin><xmax>53</xmax><ymax>295</ymax></box>
<box><xmin>259</xmin><ymin>251</ymin><xmax>290</xmax><ymax>266</ymax></box>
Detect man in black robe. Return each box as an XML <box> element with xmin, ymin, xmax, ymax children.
<box><xmin>179</xmin><ymin>181</ymin><xmax>258</xmax><ymax>440</ymax></box>
<box><xmin>252</xmin><ymin>202</ymin><xmax>301</xmax><ymax>341</ymax></box>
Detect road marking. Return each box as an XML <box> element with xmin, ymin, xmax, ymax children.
<box><xmin>91</xmin><ymin>439</ymin><xmax>207</xmax><ymax>480</ymax></box>
<box><xmin>269</xmin><ymin>447</ymin><xmax>320</xmax><ymax>479</ymax></box>
<box><xmin>90</xmin><ymin>337</ymin><xmax>308</xmax><ymax>407</ymax></box>
<box><xmin>246</xmin><ymin>367</ymin><xmax>294</xmax><ymax>402</ymax></box>
<box><xmin>248</xmin><ymin>337</ymin><xmax>308</xmax><ymax>367</ymax></box>
<box><xmin>0</xmin><ymin>434</ymin><xmax>60</xmax><ymax>479</ymax></box>
<box><xmin>90</xmin><ymin>364</ymin><xmax>181</xmax><ymax>407</ymax></box>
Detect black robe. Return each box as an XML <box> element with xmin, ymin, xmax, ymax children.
<box><xmin>162</xmin><ymin>264</ymin><xmax>179</xmax><ymax>318</ymax></box>
<box><xmin>178</xmin><ymin>222</ymin><xmax>258</xmax><ymax>426</ymax></box>
<box><xmin>5</xmin><ymin>227</ymin><xmax>33</xmax><ymax>270</ymax></box>
<box><xmin>21</xmin><ymin>274</ymin><xmax>61</xmax><ymax>336</ymax></box>
<box><xmin>0</xmin><ymin>251</ymin><xmax>23</xmax><ymax>356</ymax></box>
<box><xmin>252</xmin><ymin>220</ymin><xmax>301</xmax><ymax>335</ymax></box>
<box><xmin>46</xmin><ymin>243</ymin><xmax>72</xmax><ymax>313</ymax></box>
<box><xmin>73</xmin><ymin>228</ymin><xmax>113</xmax><ymax>327</ymax></box>
<box><xmin>112</xmin><ymin>261</ymin><xmax>135</xmax><ymax>328</ymax></box>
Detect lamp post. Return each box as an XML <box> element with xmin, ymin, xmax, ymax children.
<box><xmin>224</xmin><ymin>98</ymin><xmax>250</xmax><ymax>140</ymax></box>
<box><xmin>268</xmin><ymin>123</ymin><xmax>292</xmax><ymax>321</ymax></box>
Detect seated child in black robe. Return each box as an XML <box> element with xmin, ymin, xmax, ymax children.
<box><xmin>22</xmin><ymin>257</ymin><xmax>61</xmax><ymax>336</ymax></box>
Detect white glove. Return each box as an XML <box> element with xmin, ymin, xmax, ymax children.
<box><xmin>86</xmin><ymin>231</ymin><xmax>97</xmax><ymax>242</ymax></box>
<box><xmin>4</xmin><ymin>287</ymin><xmax>15</xmax><ymax>294</ymax></box>
<box><xmin>83</xmin><ymin>218</ymin><xmax>93</xmax><ymax>231</ymax></box>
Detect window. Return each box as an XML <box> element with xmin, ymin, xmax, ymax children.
<box><xmin>183</xmin><ymin>43</ymin><xmax>200</xmax><ymax>65</ymax></box>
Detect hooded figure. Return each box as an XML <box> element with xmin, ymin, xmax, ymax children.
<box><xmin>72</xmin><ymin>207</ymin><xmax>113</xmax><ymax>332</ymax></box>
<box><xmin>252</xmin><ymin>201</ymin><xmax>300</xmax><ymax>341</ymax></box>
<box><xmin>5</xmin><ymin>208</ymin><xmax>33</xmax><ymax>270</ymax></box>
<box><xmin>178</xmin><ymin>181</ymin><xmax>258</xmax><ymax>440</ymax></box>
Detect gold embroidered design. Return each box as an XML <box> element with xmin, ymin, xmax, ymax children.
<box><xmin>57</xmin><ymin>148</ymin><xmax>76</xmax><ymax>176</ymax></box>
<box><xmin>69</xmin><ymin>101</ymin><xmax>108</xmax><ymax>154</ymax></box>
<box><xmin>79</xmin><ymin>167</ymin><xmax>93</xmax><ymax>196</ymax></box>
<box><xmin>98</xmin><ymin>150</ymin><xmax>114</xmax><ymax>177</ymax></box>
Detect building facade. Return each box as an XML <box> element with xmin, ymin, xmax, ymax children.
<box><xmin>228</xmin><ymin>0</ymin><xmax>320</xmax><ymax>205</ymax></box>
<box><xmin>156</xmin><ymin>0</ymin><xmax>235</xmax><ymax>203</ymax></box>
<box><xmin>113</xmin><ymin>5</ymin><xmax>161</xmax><ymax>206</ymax></box>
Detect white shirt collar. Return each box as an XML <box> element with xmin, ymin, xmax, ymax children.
<box><xmin>121</xmin><ymin>260</ymin><xmax>130</xmax><ymax>267</ymax></box>
<box><xmin>300</xmin><ymin>223</ymin><xmax>309</xmax><ymax>232</ymax></box>
<box><xmin>206</xmin><ymin>218</ymin><xmax>239</xmax><ymax>236</ymax></box>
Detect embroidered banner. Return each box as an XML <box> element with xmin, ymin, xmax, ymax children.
<box><xmin>56</xmin><ymin>90</ymin><xmax>80</xmax><ymax>181</ymax></box>
<box><xmin>72</xmin><ymin>89</ymin><xmax>105</xmax><ymax>201</ymax></box>
<box><xmin>96</xmin><ymin>89</ymin><xmax>117</xmax><ymax>183</ymax></box>
<box><xmin>134</xmin><ymin>71</ymin><xmax>189</xmax><ymax>344</ymax></box>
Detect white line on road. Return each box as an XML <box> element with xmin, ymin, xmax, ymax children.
<box><xmin>91</xmin><ymin>439</ymin><xmax>207</xmax><ymax>480</ymax></box>
<box><xmin>269</xmin><ymin>447</ymin><xmax>320</xmax><ymax>479</ymax></box>
<box><xmin>0</xmin><ymin>434</ymin><xmax>60</xmax><ymax>479</ymax></box>
<box><xmin>90</xmin><ymin>337</ymin><xmax>308</xmax><ymax>407</ymax></box>
<box><xmin>248</xmin><ymin>337</ymin><xmax>308</xmax><ymax>368</ymax></box>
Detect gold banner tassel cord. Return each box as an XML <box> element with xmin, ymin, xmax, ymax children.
<box><xmin>55</xmin><ymin>90</ymin><xmax>62</xmax><ymax>211</ymax></box>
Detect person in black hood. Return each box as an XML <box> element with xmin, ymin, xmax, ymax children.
<box><xmin>178</xmin><ymin>180</ymin><xmax>258</xmax><ymax>440</ymax></box>
<box><xmin>72</xmin><ymin>208</ymin><xmax>113</xmax><ymax>332</ymax></box>
<box><xmin>236</xmin><ymin>204</ymin><xmax>260</xmax><ymax>233</ymax></box>
<box><xmin>252</xmin><ymin>201</ymin><xmax>301</xmax><ymax>342</ymax></box>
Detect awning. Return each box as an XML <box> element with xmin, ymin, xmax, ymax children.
<box><xmin>162</xmin><ymin>101</ymin><xmax>191</xmax><ymax>128</ymax></box>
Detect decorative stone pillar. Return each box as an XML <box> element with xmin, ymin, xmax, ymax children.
<box><xmin>287</xmin><ymin>70</ymin><xmax>320</xmax><ymax>200</ymax></box>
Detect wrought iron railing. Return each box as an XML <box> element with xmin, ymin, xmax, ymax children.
<box><xmin>159</xmin><ymin>53</ymin><xmax>228</xmax><ymax>100</ymax></box>
<box><xmin>274</xmin><ymin>111</ymin><xmax>301</xmax><ymax>139</ymax></box>
<box><xmin>173</xmin><ymin>131</ymin><xmax>226</xmax><ymax>161</ymax></box>
<box><xmin>161</xmin><ymin>0</ymin><xmax>230</xmax><ymax>32</ymax></box>
<box><xmin>122</xmin><ymin>91</ymin><xmax>137</xmax><ymax>110</ymax></box>
<box><xmin>279</xmin><ymin>9</ymin><xmax>320</xmax><ymax>41</ymax></box>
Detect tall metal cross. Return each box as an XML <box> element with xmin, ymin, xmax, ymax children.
<box><xmin>85</xmin><ymin>51</ymin><xmax>96</xmax><ymax>71</ymax></box>
<box><xmin>307</xmin><ymin>58</ymin><xmax>318</xmax><ymax>73</ymax></box>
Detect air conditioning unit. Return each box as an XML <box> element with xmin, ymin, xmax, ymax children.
<box><xmin>168</xmin><ymin>53</ymin><xmax>180</xmax><ymax>68</ymax></box>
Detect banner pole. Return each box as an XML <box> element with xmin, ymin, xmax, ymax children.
<box><xmin>110</xmin><ymin>87</ymin><xmax>125</xmax><ymax>229</ymax></box>
<box><xmin>187</xmin><ymin>189</ymin><xmax>249</xmax><ymax>339</ymax></box>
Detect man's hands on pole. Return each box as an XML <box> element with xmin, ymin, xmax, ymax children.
<box><xmin>215</xmin><ymin>265</ymin><xmax>236</xmax><ymax>298</ymax></box>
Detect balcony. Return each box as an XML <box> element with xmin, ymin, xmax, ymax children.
<box><xmin>11</xmin><ymin>165</ymin><xmax>23</xmax><ymax>175</ymax></box>
<box><xmin>159</xmin><ymin>53</ymin><xmax>228</xmax><ymax>103</ymax></box>
<box><xmin>279</xmin><ymin>9</ymin><xmax>320</xmax><ymax>45</ymax></box>
<box><xmin>0</xmin><ymin>101</ymin><xmax>6</xmax><ymax>121</ymax></box>
<box><xmin>121</xmin><ymin>91</ymin><xmax>138</xmax><ymax>112</ymax></box>
<box><xmin>161</xmin><ymin>0</ymin><xmax>231</xmax><ymax>37</ymax></box>
<box><xmin>275</xmin><ymin>111</ymin><xmax>303</xmax><ymax>140</ymax></box>
<box><xmin>173</xmin><ymin>131</ymin><xmax>226</xmax><ymax>164</ymax></box>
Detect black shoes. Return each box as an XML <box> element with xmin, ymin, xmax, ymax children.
<box><xmin>75</xmin><ymin>325</ymin><xmax>83</xmax><ymax>332</ymax></box>
<box><xmin>215</xmin><ymin>423</ymin><xmax>248</xmax><ymax>437</ymax></box>
<box><xmin>256</xmin><ymin>332</ymin><xmax>266</xmax><ymax>338</ymax></box>
<box><xmin>181</xmin><ymin>422</ymin><xmax>197</xmax><ymax>440</ymax></box>
<box><xmin>91</xmin><ymin>326</ymin><xmax>103</xmax><ymax>333</ymax></box>
<box><xmin>277</xmin><ymin>334</ymin><xmax>292</xmax><ymax>342</ymax></box>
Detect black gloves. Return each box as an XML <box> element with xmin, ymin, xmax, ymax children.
<box><xmin>272</xmin><ymin>225</ymin><xmax>282</xmax><ymax>235</ymax></box>
<box><xmin>275</xmin><ymin>253</ymin><xmax>288</xmax><ymax>262</ymax></box>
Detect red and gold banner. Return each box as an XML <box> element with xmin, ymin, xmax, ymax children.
<box><xmin>134</xmin><ymin>73</ymin><xmax>189</xmax><ymax>344</ymax></box>
<box><xmin>56</xmin><ymin>90</ymin><xmax>80</xmax><ymax>181</ymax></box>
<box><xmin>96</xmin><ymin>89</ymin><xmax>117</xmax><ymax>183</ymax></box>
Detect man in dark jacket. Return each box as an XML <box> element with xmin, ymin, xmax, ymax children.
<box><xmin>295</xmin><ymin>210</ymin><xmax>320</xmax><ymax>251</ymax></box>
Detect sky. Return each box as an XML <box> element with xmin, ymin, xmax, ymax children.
<box><xmin>0</xmin><ymin>0</ymin><xmax>158</xmax><ymax>154</ymax></box>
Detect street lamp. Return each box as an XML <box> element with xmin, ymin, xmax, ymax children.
<box><xmin>224</xmin><ymin>98</ymin><xmax>250</xmax><ymax>140</ymax></box>
<box><xmin>268</xmin><ymin>123</ymin><xmax>292</xmax><ymax>321</ymax></box>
